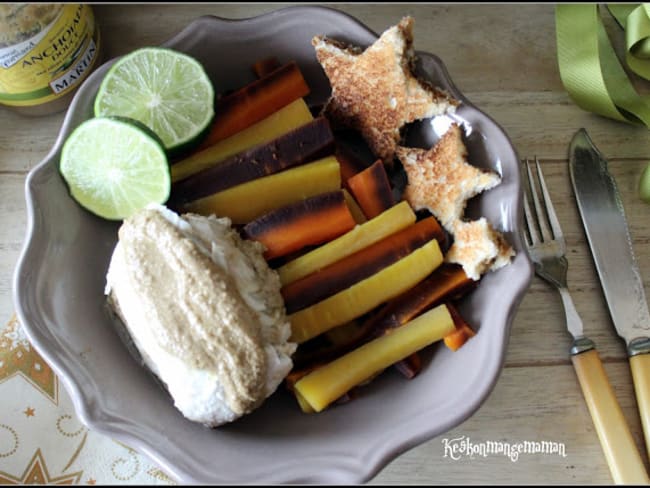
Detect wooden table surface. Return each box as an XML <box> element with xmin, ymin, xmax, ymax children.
<box><xmin>3</xmin><ymin>3</ymin><xmax>650</xmax><ymax>485</ymax></box>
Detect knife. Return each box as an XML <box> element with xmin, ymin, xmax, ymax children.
<box><xmin>570</xmin><ymin>128</ymin><xmax>650</xmax><ymax>464</ymax></box>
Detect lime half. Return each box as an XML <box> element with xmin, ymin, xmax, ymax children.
<box><xmin>60</xmin><ymin>117</ymin><xmax>170</xmax><ymax>220</ymax></box>
<box><xmin>94</xmin><ymin>47</ymin><xmax>215</xmax><ymax>154</ymax></box>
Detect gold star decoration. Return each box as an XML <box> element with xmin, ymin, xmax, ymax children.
<box><xmin>312</xmin><ymin>16</ymin><xmax>458</xmax><ymax>163</ymax></box>
<box><xmin>0</xmin><ymin>449</ymin><xmax>82</xmax><ymax>484</ymax></box>
<box><xmin>396</xmin><ymin>123</ymin><xmax>502</xmax><ymax>233</ymax></box>
<box><xmin>0</xmin><ymin>315</ymin><xmax>58</xmax><ymax>404</ymax></box>
<box><xmin>23</xmin><ymin>407</ymin><xmax>35</xmax><ymax>417</ymax></box>
<box><xmin>147</xmin><ymin>467</ymin><xmax>176</xmax><ymax>483</ymax></box>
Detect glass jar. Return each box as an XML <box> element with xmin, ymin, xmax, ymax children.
<box><xmin>0</xmin><ymin>3</ymin><xmax>102</xmax><ymax>116</ymax></box>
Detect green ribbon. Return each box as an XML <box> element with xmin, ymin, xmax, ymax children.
<box><xmin>556</xmin><ymin>3</ymin><xmax>650</xmax><ymax>126</ymax></box>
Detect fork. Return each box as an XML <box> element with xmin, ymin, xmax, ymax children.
<box><xmin>522</xmin><ymin>157</ymin><xmax>649</xmax><ymax>484</ymax></box>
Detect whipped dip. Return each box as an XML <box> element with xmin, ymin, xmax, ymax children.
<box><xmin>105</xmin><ymin>205</ymin><xmax>295</xmax><ymax>427</ymax></box>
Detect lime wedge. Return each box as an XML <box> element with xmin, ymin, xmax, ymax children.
<box><xmin>60</xmin><ymin>117</ymin><xmax>170</xmax><ymax>220</ymax></box>
<box><xmin>94</xmin><ymin>47</ymin><xmax>215</xmax><ymax>154</ymax></box>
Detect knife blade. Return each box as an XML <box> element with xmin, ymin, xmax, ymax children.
<box><xmin>569</xmin><ymin>127</ymin><xmax>650</xmax><ymax>461</ymax></box>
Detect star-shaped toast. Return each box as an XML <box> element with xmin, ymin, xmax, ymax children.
<box><xmin>312</xmin><ymin>17</ymin><xmax>459</xmax><ymax>163</ymax></box>
<box><xmin>396</xmin><ymin>123</ymin><xmax>501</xmax><ymax>233</ymax></box>
<box><xmin>445</xmin><ymin>218</ymin><xmax>515</xmax><ymax>281</ymax></box>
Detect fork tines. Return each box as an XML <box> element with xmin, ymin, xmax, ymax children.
<box><xmin>522</xmin><ymin>157</ymin><xmax>564</xmax><ymax>247</ymax></box>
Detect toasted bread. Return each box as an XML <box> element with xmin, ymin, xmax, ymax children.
<box><xmin>397</xmin><ymin>123</ymin><xmax>501</xmax><ymax>233</ymax></box>
<box><xmin>445</xmin><ymin>218</ymin><xmax>515</xmax><ymax>281</ymax></box>
<box><xmin>312</xmin><ymin>17</ymin><xmax>458</xmax><ymax>163</ymax></box>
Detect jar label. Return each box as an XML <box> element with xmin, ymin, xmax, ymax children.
<box><xmin>0</xmin><ymin>4</ymin><xmax>101</xmax><ymax>107</ymax></box>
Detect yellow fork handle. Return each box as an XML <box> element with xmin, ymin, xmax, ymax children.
<box><xmin>631</xmin><ymin>352</ymin><xmax>650</xmax><ymax>464</ymax></box>
<box><xmin>572</xmin><ymin>349</ymin><xmax>649</xmax><ymax>484</ymax></box>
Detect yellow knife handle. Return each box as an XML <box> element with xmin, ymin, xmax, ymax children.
<box><xmin>630</xmin><ymin>344</ymin><xmax>650</xmax><ymax>464</ymax></box>
<box><xmin>572</xmin><ymin>346</ymin><xmax>649</xmax><ymax>484</ymax></box>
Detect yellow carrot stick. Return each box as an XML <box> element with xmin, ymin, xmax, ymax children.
<box><xmin>277</xmin><ymin>200</ymin><xmax>416</xmax><ymax>286</ymax></box>
<box><xmin>289</xmin><ymin>238</ymin><xmax>443</xmax><ymax>344</ymax></box>
<box><xmin>342</xmin><ymin>189</ymin><xmax>367</xmax><ymax>224</ymax></box>
<box><xmin>294</xmin><ymin>304</ymin><xmax>455</xmax><ymax>412</ymax></box>
<box><xmin>171</xmin><ymin>98</ymin><xmax>313</xmax><ymax>182</ymax></box>
<box><xmin>183</xmin><ymin>157</ymin><xmax>340</xmax><ymax>224</ymax></box>
<box><xmin>295</xmin><ymin>389</ymin><xmax>316</xmax><ymax>413</ymax></box>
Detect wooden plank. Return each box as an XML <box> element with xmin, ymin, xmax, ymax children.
<box><xmin>0</xmin><ymin>175</ymin><xmax>27</xmax><ymax>322</ymax></box>
<box><xmin>93</xmin><ymin>4</ymin><xmax>561</xmax><ymax>92</ymax></box>
<box><xmin>467</xmin><ymin>92</ymin><xmax>650</xmax><ymax>160</ymax></box>
<box><xmin>0</xmin><ymin>111</ymin><xmax>64</xmax><ymax>173</ymax></box>
<box><xmin>371</xmin><ymin>363</ymin><xmax>647</xmax><ymax>485</ymax></box>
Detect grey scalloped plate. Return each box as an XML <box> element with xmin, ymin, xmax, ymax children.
<box><xmin>13</xmin><ymin>6</ymin><xmax>533</xmax><ymax>484</ymax></box>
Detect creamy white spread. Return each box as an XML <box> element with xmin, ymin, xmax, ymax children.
<box><xmin>105</xmin><ymin>205</ymin><xmax>295</xmax><ymax>427</ymax></box>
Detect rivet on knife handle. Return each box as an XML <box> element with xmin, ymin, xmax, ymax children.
<box><xmin>630</xmin><ymin>337</ymin><xmax>650</xmax><ymax>466</ymax></box>
<box><xmin>571</xmin><ymin>346</ymin><xmax>650</xmax><ymax>484</ymax></box>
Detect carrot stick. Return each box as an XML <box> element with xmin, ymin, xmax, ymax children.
<box><xmin>342</xmin><ymin>189</ymin><xmax>367</xmax><ymax>224</ymax></box>
<box><xmin>394</xmin><ymin>303</ymin><xmax>476</xmax><ymax>377</ymax></box>
<box><xmin>367</xmin><ymin>267</ymin><xmax>475</xmax><ymax>378</ymax></box>
<box><xmin>291</xmin><ymin>321</ymin><xmax>367</xmax><ymax>370</ymax></box>
<box><xmin>289</xmin><ymin>239</ymin><xmax>443</xmax><ymax>344</ymax></box>
<box><xmin>281</xmin><ymin>217</ymin><xmax>445</xmax><ymax>314</ymax></box>
<box><xmin>285</xmin><ymin>362</ymin><xmax>324</xmax><ymax>393</ymax></box>
<box><xmin>364</xmin><ymin>263</ymin><xmax>477</xmax><ymax>339</ymax></box>
<box><xmin>195</xmin><ymin>61</ymin><xmax>310</xmax><ymax>151</ymax></box>
<box><xmin>443</xmin><ymin>302</ymin><xmax>477</xmax><ymax>351</ymax></box>
<box><xmin>172</xmin><ymin>98</ymin><xmax>313</xmax><ymax>183</ymax></box>
<box><xmin>393</xmin><ymin>352</ymin><xmax>422</xmax><ymax>379</ymax></box>
<box><xmin>335</xmin><ymin>143</ymin><xmax>372</xmax><ymax>187</ymax></box>
<box><xmin>170</xmin><ymin>117</ymin><xmax>334</xmax><ymax>207</ymax></box>
<box><xmin>277</xmin><ymin>200</ymin><xmax>416</xmax><ymax>286</ymax></box>
<box><xmin>183</xmin><ymin>157</ymin><xmax>341</xmax><ymax>224</ymax></box>
<box><xmin>291</xmin><ymin>263</ymin><xmax>475</xmax><ymax>369</ymax></box>
<box><xmin>347</xmin><ymin>159</ymin><xmax>395</xmax><ymax>219</ymax></box>
<box><xmin>285</xmin><ymin>361</ymin><xmax>353</xmax><ymax>413</ymax></box>
<box><xmin>291</xmin><ymin>264</ymin><xmax>474</xmax><ymax>380</ymax></box>
<box><xmin>294</xmin><ymin>304</ymin><xmax>455</xmax><ymax>412</ymax></box>
<box><xmin>252</xmin><ymin>57</ymin><xmax>282</xmax><ymax>78</ymax></box>
<box><xmin>376</xmin><ymin>302</ymin><xmax>476</xmax><ymax>379</ymax></box>
<box><xmin>242</xmin><ymin>190</ymin><xmax>357</xmax><ymax>260</ymax></box>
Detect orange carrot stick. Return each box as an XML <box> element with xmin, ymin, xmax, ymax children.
<box><xmin>242</xmin><ymin>191</ymin><xmax>356</xmax><ymax>260</ymax></box>
<box><xmin>347</xmin><ymin>159</ymin><xmax>395</xmax><ymax>219</ymax></box>
<box><xmin>335</xmin><ymin>143</ymin><xmax>372</xmax><ymax>187</ymax></box>
<box><xmin>443</xmin><ymin>303</ymin><xmax>477</xmax><ymax>351</ymax></box>
<box><xmin>195</xmin><ymin>61</ymin><xmax>310</xmax><ymax>151</ymax></box>
<box><xmin>252</xmin><ymin>57</ymin><xmax>282</xmax><ymax>78</ymax></box>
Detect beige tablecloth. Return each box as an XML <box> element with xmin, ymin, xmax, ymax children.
<box><xmin>0</xmin><ymin>314</ymin><xmax>175</xmax><ymax>485</ymax></box>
